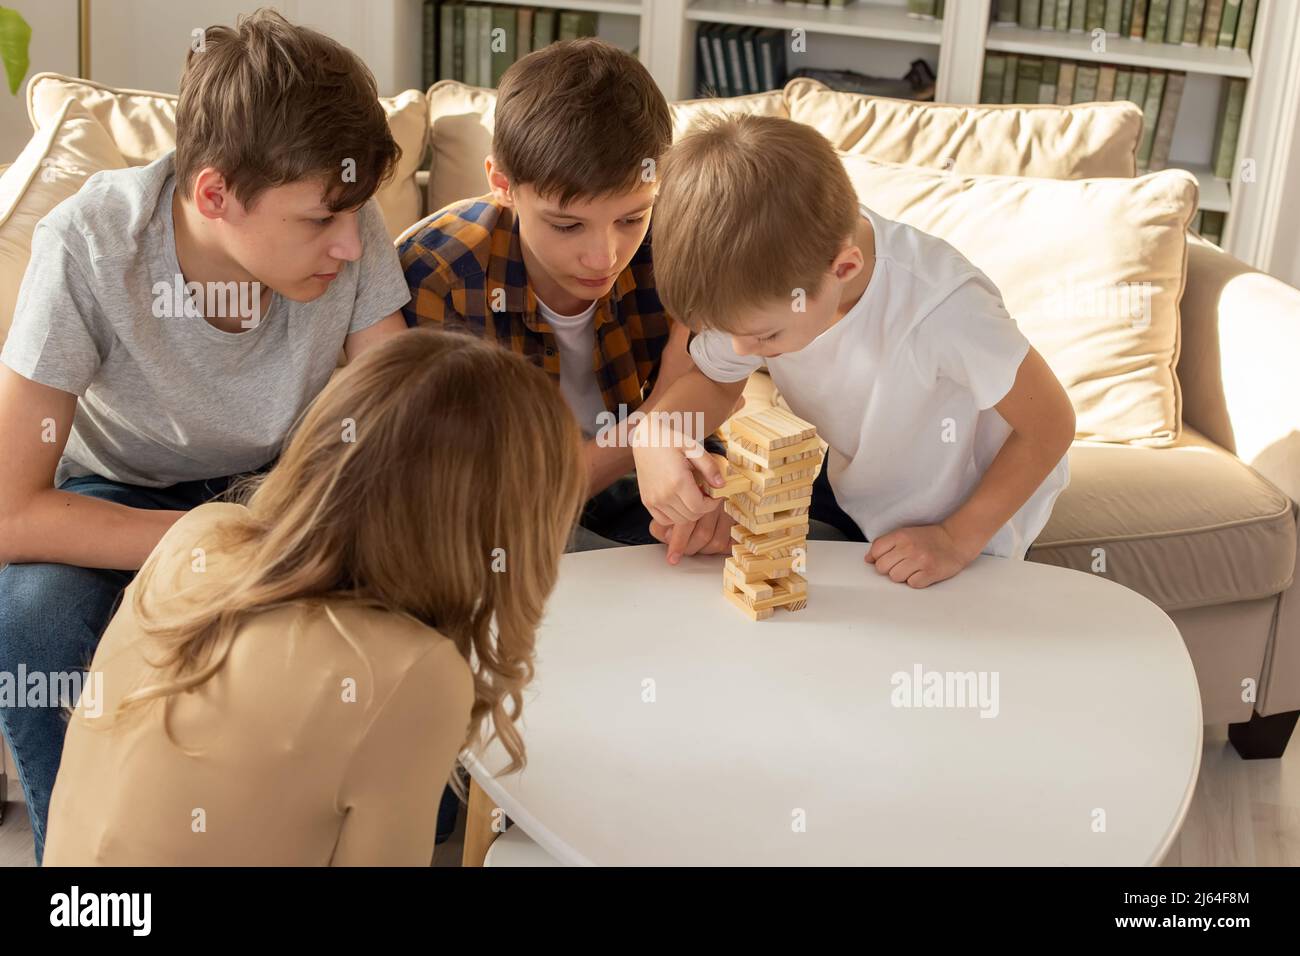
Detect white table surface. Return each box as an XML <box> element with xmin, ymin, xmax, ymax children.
<box><xmin>464</xmin><ymin>542</ymin><xmax>1202</xmax><ymax>866</ymax></box>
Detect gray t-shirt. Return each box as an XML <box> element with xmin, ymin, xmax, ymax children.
<box><xmin>1</xmin><ymin>152</ymin><xmax>410</xmax><ymax>488</ymax></box>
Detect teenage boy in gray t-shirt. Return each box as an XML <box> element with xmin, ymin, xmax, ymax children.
<box><xmin>0</xmin><ymin>10</ymin><xmax>411</xmax><ymax>863</ymax></box>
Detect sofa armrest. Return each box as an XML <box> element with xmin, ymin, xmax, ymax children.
<box><xmin>1179</xmin><ymin>233</ymin><xmax>1300</xmax><ymax>504</ymax></box>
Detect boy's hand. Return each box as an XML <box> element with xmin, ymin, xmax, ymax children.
<box><xmin>866</xmin><ymin>524</ymin><xmax>979</xmax><ymax>589</ymax></box>
<box><xmin>649</xmin><ymin>508</ymin><xmax>736</xmax><ymax>564</ymax></box>
<box><xmin>632</xmin><ymin>425</ymin><xmax>725</xmax><ymax>527</ymax></box>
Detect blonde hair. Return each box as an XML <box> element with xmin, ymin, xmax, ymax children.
<box><xmin>653</xmin><ymin>113</ymin><xmax>859</xmax><ymax>332</ymax></box>
<box><xmin>117</xmin><ymin>329</ymin><xmax>586</xmax><ymax>786</ymax></box>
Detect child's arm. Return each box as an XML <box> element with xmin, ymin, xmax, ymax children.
<box><xmin>343</xmin><ymin>310</ymin><xmax>408</xmax><ymax>360</ymax></box>
<box><xmin>586</xmin><ymin>319</ymin><xmax>695</xmax><ymax>497</ymax></box>
<box><xmin>632</xmin><ymin>366</ymin><xmax>747</xmax><ymax>532</ymax></box>
<box><xmin>869</xmin><ymin>347</ymin><xmax>1075</xmax><ymax>587</ymax></box>
<box><xmin>0</xmin><ymin>367</ymin><xmax>185</xmax><ymax>569</ymax></box>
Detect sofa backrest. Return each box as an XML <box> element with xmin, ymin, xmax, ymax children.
<box><xmin>23</xmin><ymin>73</ymin><xmax>429</xmax><ymax>239</ymax></box>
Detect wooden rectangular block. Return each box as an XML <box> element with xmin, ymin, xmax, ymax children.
<box><xmin>723</xmin><ymin>583</ymin><xmax>774</xmax><ymax>620</ymax></box>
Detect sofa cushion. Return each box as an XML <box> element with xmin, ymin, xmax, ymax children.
<box><xmin>841</xmin><ymin>154</ymin><xmax>1197</xmax><ymax>446</ymax></box>
<box><xmin>25</xmin><ymin>72</ymin><xmax>428</xmax><ymax>239</ymax></box>
<box><xmin>783</xmin><ymin>77</ymin><xmax>1142</xmax><ymax>178</ymax></box>
<box><xmin>1028</xmin><ymin>428</ymin><xmax>1297</xmax><ymax>611</ymax></box>
<box><xmin>424</xmin><ymin>79</ymin><xmax>787</xmax><ymax>215</ymax></box>
<box><xmin>1</xmin><ymin>99</ymin><xmax>128</xmax><ymax>346</ymax></box>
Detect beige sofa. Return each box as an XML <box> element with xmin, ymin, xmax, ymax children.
<box><xmin>1</xmin><ymin>73</ymin><xmax>1297</xmax><ymax>762</ymax></box>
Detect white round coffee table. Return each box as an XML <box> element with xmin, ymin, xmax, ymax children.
<box><xmin>463</xmin><ymin>542</ymin><xmax>1202</xmax><ymax>866</ymax></box>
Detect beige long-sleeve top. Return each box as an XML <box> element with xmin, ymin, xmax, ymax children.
<box><xmin>44</xmin><ymin>502</ymin><xmax>474</xmax><ymax>866</ymax></box>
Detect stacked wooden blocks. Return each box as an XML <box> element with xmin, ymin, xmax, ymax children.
<box><xmin>705</xmin><ymin>407</ymin><xmax>824</xmax><ymax>621</ymax></box>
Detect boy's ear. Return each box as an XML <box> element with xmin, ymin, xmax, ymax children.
<box><xmin>830</xmin><ymin>242</ymin><xmax>865</xmax><ymax>283</ymax></box>
<box><xmin>191</xmin><ymin>167</ymin><xmax>237</xmax><ymax>222</ymax></box>
<box><xmin>484</xmin><ymin>156</ymin><xmax>513</xmax><ymax>207</ymax></box>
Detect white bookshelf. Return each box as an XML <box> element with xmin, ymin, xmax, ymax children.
<box><xmin>424</xmin><ymin>0</ymin><xmax>1300</xmax><ymax>270</ymax></box>
<box><xmin>685</xmin><ymin>0</ymin><xmax>942</xmax><ymax>44</ymax></box>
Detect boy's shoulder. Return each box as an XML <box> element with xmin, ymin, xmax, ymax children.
<box><xmin>397</xmin><ymin>195</ymin><xmax>510</xmax><ymax>292</ymax></box>
<box><xmin>865</xmin><ymin>204</ymin><xmax>999</xmax><ymax>311</ymax></box>
<box><xmin>39</xmin><ymin>154</ymin><xmax>175</xmax><ymax>265</ymax></box>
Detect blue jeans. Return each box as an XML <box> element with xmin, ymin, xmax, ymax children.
<box><xmin>0</xmin><ymin>472</ymin><xmax>240</xmax><ymax>864</ymax></box>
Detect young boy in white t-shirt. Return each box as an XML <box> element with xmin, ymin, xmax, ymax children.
<box><xmin>633</xmin><ymin>114</ymin><xmax>1075</xmax><ymax>588</ymax></box>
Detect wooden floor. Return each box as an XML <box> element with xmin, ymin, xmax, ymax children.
<box><xmin>2</xmin><ymin>724</ymin><xmax>1296</xmax><ymax>866</ymax></box>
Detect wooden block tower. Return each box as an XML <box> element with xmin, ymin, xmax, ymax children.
<box><xmin>705</xmin><ymin>407</ymin><xmax>824</xmax><ymax>621</ymax></box>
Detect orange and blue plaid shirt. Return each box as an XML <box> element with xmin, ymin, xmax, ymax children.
<box><xmin>398</xmin><ymin>196</ymin><xmax>673</xmax><ymax>414</ymax></box>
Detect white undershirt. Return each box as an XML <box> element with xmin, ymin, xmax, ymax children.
<box><xmin>536</xmin><ymin>295</ymin><xmax>606</xmax><ymax>438</ymax></box>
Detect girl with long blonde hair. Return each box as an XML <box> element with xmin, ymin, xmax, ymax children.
<box><xmin>43</xmin><ymin>329</ymin><xmax>585</xmax><ymax>865</ymax></box>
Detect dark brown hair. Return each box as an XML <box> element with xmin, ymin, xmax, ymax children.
<box><xmin>654</xmin><ymin>113</ymin><xmax>860</xmax><ymax>332</ymax></box>
<box><xmin>493</xmin><ymin>38</ymin><xmax>672</xmax><ymax>205</ymax></box>
<box><xmin>175</xmin><ymin>7</ymin><xmax>399</xmax><ymax>211</ymax></box>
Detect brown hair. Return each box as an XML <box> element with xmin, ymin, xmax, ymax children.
<box><xmin>175</xmin><ymin>7</ymin><xmax>399</xmax><ymax>212</ymax></box>
<box><xmin>493</xmin><ymin>38</ymin><xmax>672</xmax><ymax>205</ymax></box>
<box><xmin>116</xmin><ymin>329</ymin><xmax>586</xmax><ymax>784</ymax></box>
<box><xmin>653</xmin><ymin>113</ymin><xmax>860</xmax><ymax>332</ymax></box>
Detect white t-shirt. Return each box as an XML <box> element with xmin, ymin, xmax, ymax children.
<box><xmin>536</xmin><ymin>295</ymin><xmax>606</xmax><ymax>438</ymax></box>
<box><xmin>689</xmin><ymin>205</ymin><xmax>1069</xmax><ymax>559</ymax></box>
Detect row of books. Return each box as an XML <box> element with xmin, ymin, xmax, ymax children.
<box><xmin>982</xmin><ymin>56</ymin><xmax>1185</xmax><ymax>170</ymax></box>
<box><xmin>1192</xmin><ymin>209</ymin><xmax>1225</xmax><ymax>244</ymax></box>
<box><xmin>982</xmin><ymin>56</ymin><xmax>1247</xmax><ymax>179</ymax></box>
<box><xmin>695</xmin><ymin>23</ymin><xmax>790</xmax><ymax>98</ymax></box>
<box><xmin>993</xmin><ymin>0</ymin><xmax>1259</xmax><ymax>51</ymax></box>
<box><xmin>422</xmin><ymin>3</ymin><xmax>601</xmax><ymax>89</ymax></box>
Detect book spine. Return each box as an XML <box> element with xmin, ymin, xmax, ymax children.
<box><xmin>1074</xmin><ymin>63</ymin><xmax>1100</xmax><ymax>102</ymax></box>
<box><xmin>1104</xmin><ymin>0</ymin><xmax>1124</xmax><ymax>35</ymax></box>
<box><xmin>1121</xmin><ymin>0</ymin><xmax>1136</xmax><ymax>36</ymax></box>
<box><xmin>1145</xmin><ymin>0</ymin><xmax>1170</xmax><ymax>42</ymax></box>
<box><xmin>743</xmin><ymin>30</ymin><xmax>761</xmax><ymax>93</ymax></box>
<box><xmin>1166</xmin><ymin>0</ymin><xmax>1188</xmax><ymax>44</ymax></box>
<box><xmin>996</xmin><ymin>0</ymin><xmax>1019</xmax><ymax>23</ymax></box>
<box><xmin>1055</xmin><ymin>60</ymin><xmax>1077</xmax><ymax>104</ymax></box>
<box><xmin>1097</xmin><ymin>63</ymin><xmax>1118</xmax><ymax>100</ymax></box>
<box><xmin>1016</xmin><ymin>57</ymin><xmax>1044</xmax><ymax>102</ymax></box>
<box><xmin>1085</xmin><ymin>0</ymin><xmax>1106</xmax><ymax>32</ymax></box>
<box><xmin>1129</xmin><ymin>0</ymin><xmax>1148</xmax><ymax>38</ymax></box>
<box><xmin>1137</xmin><ymin>69</ymin><xmax>1166</xmax><ymax>169</ymax></box>
<box><xmin>1212</xmin><ymin>77</ymin><xmax>1247</xmax><ymax>179</ymax></box>
<box><xmin>710</xmin><ymin>32</ymin><xmax>731</xmax><ymax>98</ymax></box>
<box><xmin>696</xmin><ymin>26</ymin><xmax>716</xmax><ymax>96</ymax></box>
<box><xmin>982</xmin><ymin>53</ymin><xmax>1006</xmax><ymax>103</ymax></box>
<box><xmin>1148</xmin><ymin>70</ymin><xmax>1185</xmax><ymax>170</ymax></box>
<box><xmin>462</xmin><ymin>6</ymin><xmax>479</xmax><ymax>86</ymax></box>
<box><xmin>1039</xmin><ymin>58</ymin><xmax>1060</xmax><ymax>103</ymax></box>
<box><xmin>1183</xmin><ymin>0</ymin><xmax>1206</xmax><ymax>44</ymax></box>
<box><xmin>1055</xmin><ymin>0</ymin><xmax>1072</xmax><ymax>31</ymax></box>
<box><xmin>1217</xmin><ymin>0</ymin><xmax>1242</xmax><ymax>48</ymax></box>
<box><xmin>1233</xmin><ymin>0</ymin><xmax>1258</xmax><ymax>50</ymax></box>
<box><xmin>478</xmin><ymin>5</ymin><xmax>493</xmax><ymax>86</ymax></box>
<box><xmin>1019</xmin><ymin>0</ymin><xmax>1042</xmax><ymax>29</ymax></box>
<box><xmin>427</xmin><ymin>1</ymin><xmax>439</xmax><ymax>87</ymax></box>
<box><xmin>490</xmin><ymin>6</ymin><xmax>517</xmax><ymax>88</ymax></box>
<box><xmin>1113</xmin><ymin>66</ymin><xmax>1133</xmax><ymax>100</ymax></box>
<box><xmin>1070</xmin><ymin>0</ymin><xmax>1088</xmax><ymax>31</ymax></box>
<box><xmin>1200</xmin><ymin>0</ymin><xmax>1225</xmax><ymax>46</ymax></box>
<box><xmin>517</xmin><ymin>8</ymin><xmax>534</xmax><ymax>58</ymax></box>
<box><xmin>1001</xmin><ymin>53</ymin><xmax>1020</xmax><ymax>103</ymax></box>
<box><xmin>534</xmin><ymin>10</ymin><xmax>556</xmax><ymax>49</ymax></box>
